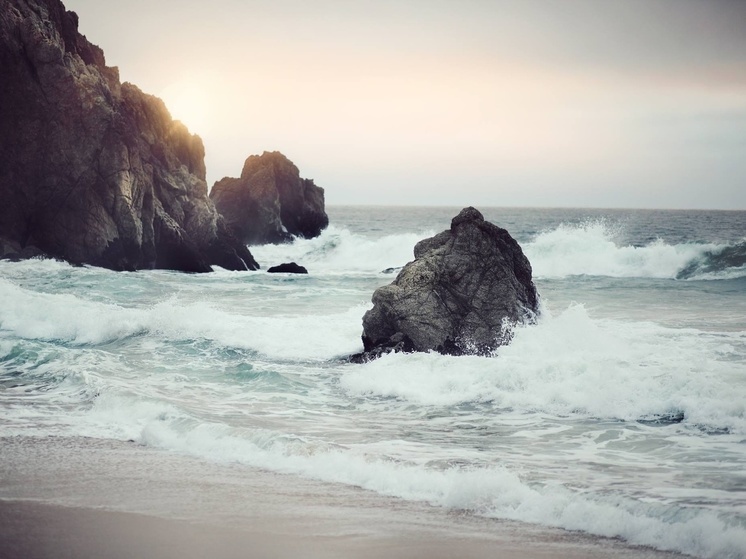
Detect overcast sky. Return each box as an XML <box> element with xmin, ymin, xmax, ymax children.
<box><xmin>64</xmin><ymin>0</ymin><xmax>746</xmax><ymax>209</ymax></box>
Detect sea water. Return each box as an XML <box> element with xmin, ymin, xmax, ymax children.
<box><xmin>1</xmin><ymin>206</ymin><xmax>745</xmax><ymax>558</ymax></box>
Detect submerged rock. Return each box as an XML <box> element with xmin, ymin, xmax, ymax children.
<box><xmin>0</xmin><ymin>0</ymin><xmax>258</xmax><ymax>272</ymax></box>
<box><xmin>267</xmin><ymin>262</ymin><xmax>308</xmax><ymax>274</ymax></box>
<box><xmin>352</xmin><ymin>207</ymin><xmax>539</xmax><ymax>362</ymax></box>
<box><xmin>210</xmin><ymin>151</ymin><xmax>328</xmax><ymax>245</ymax></box>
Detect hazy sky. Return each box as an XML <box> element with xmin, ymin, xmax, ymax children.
<box><xmin>64</xmin><ymin>0</ymin><xmax>745</xmax><ymax>209</ymax></box>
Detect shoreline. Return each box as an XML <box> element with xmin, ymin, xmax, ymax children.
<box><xmin>0</xmin><ymin>498</ymin><xmax>684</xmax><ymax>559</ymax></box>
<box><xmin>0</xmin><ymin>435</ymin><xmax>684</xmax><ymax>559</ymax></box>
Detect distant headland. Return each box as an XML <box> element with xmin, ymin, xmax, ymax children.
<box><xmin>0</xmin><ymin>0</ymin><xmax>327</xmax><ymax>272</ymax></box>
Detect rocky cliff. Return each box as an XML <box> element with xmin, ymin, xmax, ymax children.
<box><xmin>210</xmin><ymin>151</ymin><xmax>328</xmax><ymax>245</ymax></box>
<box><xmin>353</xmin><ymin>207</ymin><xmax>539</xmax><ymax>361</ymax></box>
<box><xmin>0</xmin><ymin>0</ymin><xmax>258</xmax><ymax>271</ymax></box>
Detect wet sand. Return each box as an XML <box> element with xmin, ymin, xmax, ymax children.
<box><xmin>0</xmin><ymin>436</ymin><xmax>684</xmax><ymax>559</ymax></box>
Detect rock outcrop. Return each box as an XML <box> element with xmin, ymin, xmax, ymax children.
<box><xmin>210</xmin><ymin>151</ymin><xmax>328</xmax><ymax>245</ymax></box>
<box><xmin>0</xmin><ymin>0</ymin><xmax>258</xmax><ymax>272</ymax></box>
<box><xmin>353</xmin><ymin>207</ymin><xmax>539</xmax><ymax>361</ymax></box>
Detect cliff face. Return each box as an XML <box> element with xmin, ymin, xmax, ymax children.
<box><xmin>210</xmin><ymin>151</ymin><xmax>328</xmax><ymax>245</ymax></box>
<box><xmin>0</xmin><ymin>0</ymin><xmax>258</xmax><ymax>271</ymax></box>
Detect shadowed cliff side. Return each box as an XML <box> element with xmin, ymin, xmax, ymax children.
<box><xmin>0</xmin><ymin>0</ymin><xmax>258</xmax><ymax>272</ymax></box>
<box><xmin>210</xmin><ymin>151</ymin><xmax>328</xmax><ymax>245</ymax></box>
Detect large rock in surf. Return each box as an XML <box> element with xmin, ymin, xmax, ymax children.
<box><xmin>0</xmin><ymin>0</ymin><xmax>258</xmax><ymax>272</ymax></box>
<box><xmin>210</xmin><ymin>151</ymin><xmax>328</xmax><ymax>245</ymax></box>
<box><xmin>354</xmin><ymin>207</ymin><xmax>539</xmax><ymax>361</ymax></box>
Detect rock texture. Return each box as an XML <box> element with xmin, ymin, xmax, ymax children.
<box><xmin>0</xmin><ymin>0</ymin><xmax>258</xmax><ymax>272</ymax></box>
<box><xmin>210</xmin><ymin>151</ymin><xmax>328</xmax><ymax>245</ymax></box>
<box><xmin>267</xmin><ymin>262</ymin><xmax>308</xmax><ymax>274</ymax></box>
<box><xmin>354</xmin><ymin>207</ymin><xmax>539</xmax><ymax>361</ymax></box>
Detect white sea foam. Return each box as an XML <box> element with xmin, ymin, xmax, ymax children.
<box><xmin>48</xmin><ymin>298</ymin><xmax>744</xmax><ymax>557</ymax></box>
<box><xmin>523</xmin><ymin>221</ymin><xmax>725</xmax><ymax>280</ymax></box>
<box><xmin>694</xmin><ymin>264</ymin><xmax>746</xmax><ymax>281</ymax></box>
<box><xmin>341</xmin><ymin>304</ymin><xmax>746</xmax><ymax>433</ymax></box>
<box><xmin>249</xmin><ymin>225</ymin><xmax>429</xmax><ymax>275</ymax></box>
<box><xmin>77</xmin><ymin>390</ymin><xmax>746</xmax><ymax>559</ymax></box>
<box><xmin>0</xmin><ymin>257</ymin><xmax>76</xmax><ymax>277</ymax></box>
<box><xmin>0</xmin><ymin>277</ymin><xmax>364</xmax><ymax>360</ymax></box>
<box><xmin>0</xmin><ymin>277</ymin><xmax>147</xmax><ymax>344</ymax></box>
<box><xmin>248</xmin><ymin>221</ymin><xmax>746</xmax><ymax>281</ymax></box>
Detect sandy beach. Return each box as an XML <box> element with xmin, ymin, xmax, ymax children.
<box><xmin>0</xmin><ymin>436</ymin><xmax>684</xmax><ymax>559</ymax></box>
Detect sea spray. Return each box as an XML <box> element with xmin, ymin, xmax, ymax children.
<box><xmin>341</xmin><ymin>304</ymin><xmax>746</xmax><ymax>433</ymax></box>
<box><xmin>249</xmin><ymin>225</ymin><xmax>433</xmax><ymax>275</ymax></box>
<box><xmin>0</xmin><ymin>277</ymin><xmax>366</xmax><ymax>360</ymax></box>
<box><xmin>251</xmin><ymin>221</ymin><xmax>746</xmax><ymax>281</ymax></box>
<box><xmin>523</xmin><ymin>220</ymin><xmax>745</xmax><ymax>280</ymax></box>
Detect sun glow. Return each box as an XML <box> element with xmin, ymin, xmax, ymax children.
<box><xmin>159</xmin><ymin>80</ymin><xmax>211</xmax><ymax>135</ymax></box>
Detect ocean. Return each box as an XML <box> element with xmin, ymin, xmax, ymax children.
<box><xmin>1</xmin><ymin>206</ymin><xmax>745</xmax><ymax>558</ymax></box>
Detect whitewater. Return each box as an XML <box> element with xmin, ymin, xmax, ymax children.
<box><xmin>1</xmin><ymin>206</ymin><xmax>745</xmax><ymax>558</ymax></box>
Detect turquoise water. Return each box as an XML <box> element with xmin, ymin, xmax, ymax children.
<box><xmin>1</xmin><ymin>206</ymin><xmax>745</xmax><ymax>558</ymax></box>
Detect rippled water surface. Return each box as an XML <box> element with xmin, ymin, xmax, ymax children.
<box><xmin>2</xmin><ymin>207</ymin><xmax>745</xmax><ymax>558</ymax></box>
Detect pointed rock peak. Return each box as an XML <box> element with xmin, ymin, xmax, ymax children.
<box><xmin>240</xmin><ymin>151</ymin><xmax>298</xmax><ymax>180</ymax></box>
<box><xmin>451</xmin><ymin>206</ymin><xmax>484</xmax><ymax>229</ymax></box>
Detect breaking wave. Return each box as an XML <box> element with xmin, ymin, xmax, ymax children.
<box><xmin>249</xmin><ymin>225</ymin><xmax>432</xmax><ymax>275</ymax></box>
<box><xmin>2</xmin><ymin>222</ymin><xmax>743</xmax><ymax>282</ymax></box>
<box><xmin>675</xmin><ymin>241</ymin><xmax>746</xmax><ymax>280</ymax></box>
<box><xmin>76</xmin><ymin>388</ymin><xmax>746</xmax><ymax>559</ymax></box>
<box><xmin>341</xmin><ymin>303</ymin><xmax>746</xmax><ymax>434</ymax></box>
<box><xmin>250</xmin><ymin>222</ymin><xmax>746</xmax><ymax>281</ymax></box>
<box><xmin>524</xmin><ymin>221</ymin><xmax>746</xmax><ymax>280</ymax></box>
<box><xmin>0</xmin><ymin>277</ymin><xmax>364</xmax><ymax>360</ymax></box>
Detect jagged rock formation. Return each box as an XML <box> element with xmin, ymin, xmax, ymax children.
<box><xmin>267</xmin><ymin>262</ymin><xmax>308</xmax><ymax>274</ymax></box>
<box><xmin>353</xmin><ymin>207</ymin><xmax>539</xmax><ymax>362</ymax></box>
<box><xmin>210</xmin><ymin>151</ymin><xmax>328</xmax><ymax>245</ymax></box>
<box><xmin>0</xmin><ymin>0</ymin><xmax>258</xmax><ymax>272</ymax></box>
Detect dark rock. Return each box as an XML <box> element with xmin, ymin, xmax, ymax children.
<box><xmin>210</xmin><ymin>151</ymin><xmax>328</xmax><ymax>245</ymax></box>
<box><xmin>354</xmin><ymin>207</ymin><xmax>539</xmax><ymax>361</ymax></box>
<box><xmin>267</xmin><ymin>262</ymin><xmax>308</xmax><ymax>274</ymax></box>
<box><xmin>349</xmin><ymin>332</ymin><xmax>414</xmax><ymax>364</ymax></box>
<box><xmin>0</xmin><ymin>0</ymin><xmax>258</xmax><ymax>272</ymax></box>
<box><xmin>0</xmin><ymin>236</ymin><xmax>46</xmax><ymax>261</ymax></box>
<box><xmin>381</xmin><ymin>267</ymin><xmax>402</xmax><ymax>274</ymax></box>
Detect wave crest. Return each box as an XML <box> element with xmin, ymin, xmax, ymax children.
<box><xmin>249</xmin><ymin>221</ymin><xmax>746</xmax><ymax>281</ymax></box>
<box><xmin>0</xmin><ymin>278</ymin><xmax>365</xmax><ymax>360</ymax></box>
<box><xmin>85</xmin><ymin>391</ymin><xmax>746</xmax><ymax>559</ymax></box>
<box><xmin>675</xmin><ymin>241</ymin><xmax>746</xmax><ymax>280</ymax></box>
<box><xmin>249</xmin><ymin>225</ymin><xmax>430</xmax><ymax>275</ymax></box>
<box><xmin>524</xmin><ymin>221</ymin><xmax>746</xmax><ymax>280</ymax></box>
<box><xmin>341</xmin><ymin>304</ymin><xmax>746</xmax><ymax>433</ymax></box>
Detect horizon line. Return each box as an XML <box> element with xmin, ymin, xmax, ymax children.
<box><xmin>325</xmin><ymin>203</ymin><xmax>746</xmax><ymax>212</ymax></box>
